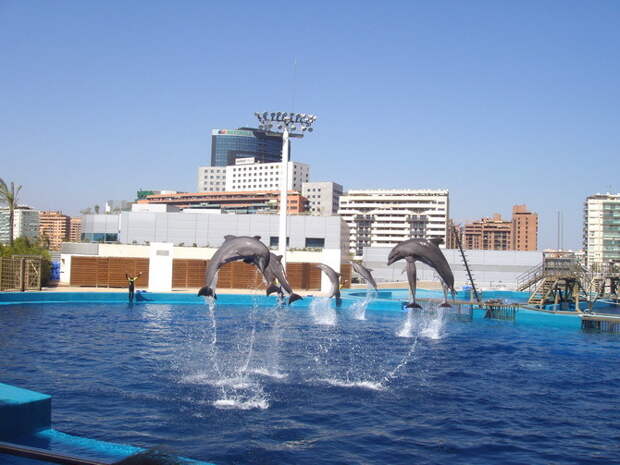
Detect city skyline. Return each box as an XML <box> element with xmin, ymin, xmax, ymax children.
<box><xmin>2</xmin><ymin>1</ymin><xmax>619</xmax><ymax>250</ymax></box>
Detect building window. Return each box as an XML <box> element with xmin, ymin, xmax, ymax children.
<box><xmin>270</xmin><ymin>236</ymin><xmax>290</xmax><ymax>247</ymax></box>
<box><xmin>305</xmin><ymin>238</ymin><xmax>325</xmax><ymax>248</ymax></box>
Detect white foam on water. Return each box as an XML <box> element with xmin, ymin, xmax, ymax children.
<box><xmin>348</xmin><ymin>292</ymin><xmax>374</xmax><ymax>321</ymax></box>
<box><xmin>420</xmin><ymin>306</ymin><xmax>446</xmax><ymax>340</ymax></box>
<box><xmin>310</xmin><ymin>297</ymin><xmax>337</xmax><ymax>326</ymax></box>
<box><xmin>316</xmin><ymin>378</ymin><xmax>385</xmax><ymax>391</ymax></box>
<box><xmin>397</xmin><ymin>308</ymin><xmax>415</xmax><ymax>337</ymax></box>
<box><xmin>181</xmin><ymin>374</ymin><xmax>253</xmax><ymax>389</ymax></box>
<box><xmin>213</xmin><ymin>398</ymin><xmax>269</xmax><ymax>410</ymax></box>
<box><xmin>250</xmin><ymin>368</ymin><xmax>288</xmax><ymax>380</ymax></box>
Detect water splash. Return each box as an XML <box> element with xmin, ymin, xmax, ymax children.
<box><xmin>316</xmin><ymin>378</ymin><xmax>385</xmax><ymax>391</ymax></box>
<box><xmin>310</xmin><ymin>297</ymin><xmax>337</xmax><ymax>326</ymax></box>
<box><xmin>397</xmin><ymin>308</ymin><xmax>415</xmax><ymax>338</ymax></box>
<box><xmin>349</xmin><ymin>290</ymin><xmax>375</xmax><ymax>321</ymax></box>
<box><xmin>420</xmin><ymin>305</ymin><xmax>446</xmax><ymax>340</ymax></box>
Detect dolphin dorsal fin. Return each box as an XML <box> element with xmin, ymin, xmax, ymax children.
<box><xmin>224</xmin><ymin>235</ymin><xmax>236</xmax><ymax>241</ymax></box>
<box><xmin>429</xmin><ymin>237</ymin><xmax>443</xmax><ymax>246</ymax></box>
<box><xmin>275</xmin><ymin>255</ymin><xmax>283</xmax><ymax>262</ymax></box>
<box><xmin>253</xmin><ymin>235</ymin><xmax>261</xmax><ymax>241</ymax></box>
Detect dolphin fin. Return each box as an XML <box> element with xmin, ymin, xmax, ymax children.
<box><xmin>440</xmin><ymin>302</ymin><xmax>452</xmax><ymax>308</ymax></box>
<box><xmin>405</xmin><ymin>302</ymin><xmax>423</xmax><ymax>309</ymax></box>
<box><xmin>288</xmin><ymin>293</ymin><xmax>303</xmax><ymax>304</ymax></box>
<box><xmin>197</xmin><ymin>286</ymin><xmax>215</xmax><ymax>299</ymax></box>
<box><xmin>223</xmin><ymin>235</ymin><xmax>235</xmax><ymax>241</ymax></box>
<box><xmin>274</xmin><ymin>255</ymin><xmax>283</xmax><ymax>262</ymax></box>
<box><xmin>266</xmin><ymin>284</ymin><xmax>281</xmax><ymax>296</ymax></box>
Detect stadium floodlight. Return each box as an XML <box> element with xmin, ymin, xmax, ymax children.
<box><xmin>254</xmin><ymin>110</ymin><xmax>318</xmax><ymax>265</ymax></box>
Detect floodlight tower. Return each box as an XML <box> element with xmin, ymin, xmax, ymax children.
<box><xmin>254</xmin><ymin>111</ymin><xmax>317</xmax><ymax>266</ymax></box>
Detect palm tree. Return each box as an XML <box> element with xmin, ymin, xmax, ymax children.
<box><xmin>0</xmin><ymin>178</ymin><xmax>22</xmax><ymax>246</ymax></box>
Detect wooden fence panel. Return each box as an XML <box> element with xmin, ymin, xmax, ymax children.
<box><xmin>71</xmin><ymin>257</ymin><xmax>149</xmax><ymax>288</ymax></box>
<box><xmin>71</xmin><ymin>257</ymin><xmax>99</xmax><ymax>287</ymax></box>
<box><xmin>340</xmin><ymin>263</ymin><xmax>352</xmax><ymax>289</ymax></box>
<box><xmin>172</xmin><ymin>259</ymin><xmax>207</xmax><ymax>288</ymax></box>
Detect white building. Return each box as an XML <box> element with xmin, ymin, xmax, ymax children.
<box><xmin>302</xmin><ymin>182</ymin><xmax>343</xmax><ymax>216</ymax></box>
<box><xmin>0</xmin><ymin>206</ymin><xmax>40</xmax><ymax>244</ymax></box>
<box><xmin>584</xmin><ymin>193</ymin><xmax>620</xmax><ymax>266</ymax></box>
<box><xmin>338</xmin><ymin>189</ymin><xmax>449</xmax><ymax>258</ymax></box>
<box><xmin>197</xmin><ymin>166</ymin><xmax>226</xmax><ymax>192</ymax></box>
<box><xmin>197</xmin><ymin>158</ymin><xmax>310</xmax><ymax>193</ymax></box>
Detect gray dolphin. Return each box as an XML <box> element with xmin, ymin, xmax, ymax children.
<box><xmin>350</xmin><ymin>261</ymin><xmax>378</xmax><ymax>291</ymax></box>
<box><xmin>387</xmin><ymin>238</ymin><xmax>455</xmax><ymax>308</ymax></box>
<box><xmin>198</xmin><ymin>235</ymin><xmax>270</xmax><ymax>299</ymax></box>
<box><xmin>261</xmin><ymin>253</ymin><xmax>303</xmax><ymax>304</ymax></box>
<box><xmin>314</xmin><ymin>263</ymin><xmax>342</xmax><ymax>306</ymax></box>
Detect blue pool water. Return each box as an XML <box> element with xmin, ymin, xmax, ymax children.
<box><xmin>1</xmin><ymin>299</ymin><xmax>619</xmax><ymax>464</ymax></box>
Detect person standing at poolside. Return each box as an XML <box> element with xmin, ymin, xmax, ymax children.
<box><xmin>126</xmin><ymin>272</ymin><xmax>143</xmax><ymax>303</ymax></box>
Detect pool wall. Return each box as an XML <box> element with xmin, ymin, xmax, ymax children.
<box><xmin>0</xmin><ymin>382</ymin><xmax>213</xmax><ymax>464</ymax></box>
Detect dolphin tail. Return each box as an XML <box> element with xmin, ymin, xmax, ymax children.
<box><xmin>439</xmin><ymin>301</ymin><xmax>452</xmax><ymax>308</ymax></box>
<box><xmin>335</xmin><ymin>296</ymin><xmax>342</xmax><ymax>307</ymax></box>
<box><xmin>266</xmin><ymin>284</ymin><xmax>281</xmax><ymax>296</ymax></box>
<box><xmin>288</xmin><ymin>293</ymin><xmax>303</xmax><ymax>305</ymax></box>
<box><xmin>198</xmin><ymin>286</ymin><xmax>216</xmax><ymax>299</ymax></box>
<box><xmin>405</xmin><ymin>301</ymin><xmax>423</xmax><ymax>309</ymax></box>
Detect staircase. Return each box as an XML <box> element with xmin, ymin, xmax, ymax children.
<box><xmin>528</xmin><ymin>277</ymin><xmax>556</xmax><ymax>306</ymax></box>
<box><xmin>516</xmin><ymin>263</ymin><xmax>544</xmax><ymax>291</ymax></box>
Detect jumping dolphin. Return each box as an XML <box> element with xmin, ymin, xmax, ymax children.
<box><xmin>314</xmin><ymin>263</ymin><xmax>342</xmax><ymax>306</ymax></box>
<box><xmin>350</xmin><ymin>261</ymin><xmax>378</xmax><ymax>291</ymax></box>
<box><xmin>198</xmin><ymin>235</ymin><xmax>270</xmax><ymax>299</ymax></box>
<box><xmin>262</xmin><ymin>253</ymin><xmax>303</xmax><ymax>304</ymax></box>
<box><xmin>387</xmin><ymin>238</ymin><xmax>455</xmax><ymax>308</ymax></box>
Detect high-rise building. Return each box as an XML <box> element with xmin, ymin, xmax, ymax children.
<box><xmin>198</xmin><ymin>158</ymin><xmax>310</xmax><ymax>193</ymax></box>
<box><xmin>226</xmin><ymin>159</ymin><xmax>309</xmax><ymax>192</ymax></box>
<box><xmin>302</xmin><ymin>182</ymin><xmax>343</xmax><ymax>216</ymax></box>
<box><xmin>69</xmin><ymin>217</ymin><xmax>82</xmax><ymax>242</ymax></box>
<box><xmin>445</xmin><ymin>219</ymin><xmax>462</xmax><ymax>249</ymax></box>
<box><xmin>210</xmin><ymin>128</ymin><xmax>286</xmax><ymax>167</ymax></box>
<box><xmin>39</xmin><ymin>211</ymin><xmax>70</xmax><ymax>250</ymax></box>
<box><xmin>338</xmin><ymin>189</ymin><xmax>449</xmax><ymax>257</ymax></box>
<box><xmin>463</xmin><ymin>214</ymin><xmax>512</xmax><ymax>250</ymax></box>
<box><xmin>462</xmin><ymin>204</ymin><xmax>539</xmax><ymax>251</ymax></box>
<box><xmin>584</xmin><ymin>193</ymin><xmax>620</xmax><ymax>266</ymax></box>
<box><xmin>511</xmin><ymin>204</ymin><xmax>538</xmax><ymax>251</ymax></box>
<box><xmin>0</xmin><ymin>206</ymin><xmax>40</xmax><ymax>244</ymax></box>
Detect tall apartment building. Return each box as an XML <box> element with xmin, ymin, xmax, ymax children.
<box><xmin>463</xmin><ymin>214</ymin><xmax>512</xmax><ymax>250</ymax></box>
<box><xmin>198</xmin><ymin>158</ymin><xmax>309</xmax><ymax>193</ymax></box>
<box><xmin>69</xmin><ymin>217</ymin><xmax>82</xmax><ymax>242</ymax></box>
<box><xmin>302</xmin><ymin>182</ymin><xmax>343</xmax><ymax>216</ymax></box>
<box><xmin>39</xmin><ymin>211</ymin><xmax>70</xmax><ymax>250</ymax></box>
<box><xmin>211</xmin><ymin>128</ymin><xmax>285</xmax><ymax>166</ymax></box>
<box><xmin>511</xmin><ymin>204</ymin><xmax>538</xmax><ymax>251</ymax></box>
<box><xmin>338</xmin><ymin>189</ymin><xmax>449</xmax><ymax>257</ymax></box>
<box><xmin>584</xmin><ymin>193</ymin><xmax>620</xmax><ymax>266</ymax></box>
<box><xmin>0</xmin><ymin>206</ymin><xmax>40</xmax><ymax>244</ymax></box>
<box><xmin>462</xmin><ymin>204</ymin><xmax>538</xmax><ymax>251</ymax></box>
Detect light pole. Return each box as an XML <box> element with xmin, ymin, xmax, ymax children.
<box><xmin>254</xmin><ymin>111</ymin><xmax>317</xmax><ymax>266</ymax></box>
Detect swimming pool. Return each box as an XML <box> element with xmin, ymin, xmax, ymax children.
<box><xmin>1</xmin><ymin>295</ymin><xmax>619</xmax><ymax>464</ymax></box>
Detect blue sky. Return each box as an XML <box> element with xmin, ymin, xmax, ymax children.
<box><xmin>1</xmin><ymin>1</ymin><xmax>618</xmax><ymax>249</ymax></box>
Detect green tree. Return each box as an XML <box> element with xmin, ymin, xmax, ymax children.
<box><xmin>0</xmin><ymin>178</ymin><xmax>22</xmax><ymax>246</ymax></box>
<box><xmin>94</xmin><ymin>204</ymin><xmax>100</xmax><ymax>214</ymax></box>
